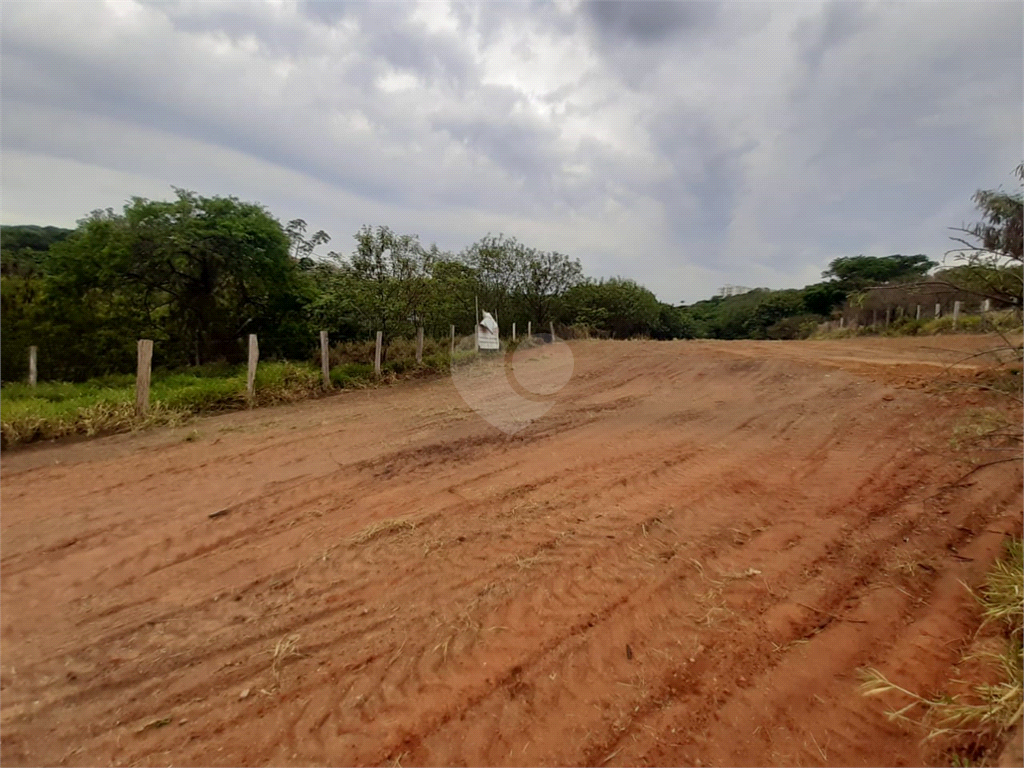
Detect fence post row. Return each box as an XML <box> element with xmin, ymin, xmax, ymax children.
<box><xmin>320</xmin><ymin>330</ymin><xmax>331</xmax><ymax>390</ymax></box>
<box><xmin>374</xmin><ymin>331</ymin><xmax>383</xmax><ymax>377</ymax></box>
<box><xmin>136</xmin><ymin>339</ymin><xmax>154</xmax><ymax>416</ymax></box>
<box><xmin>28</xmin><ymin>345</ymin><xmax>38</xmax><ymax>387</ymax></box>
<box><xmin>247</xmin><ymin>334</ymin><xmax>259</xmax><ymax>400</ymax></box>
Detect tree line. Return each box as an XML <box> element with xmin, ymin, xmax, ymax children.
<box><xmin>0</xmin><ymin>190</ymin><xmax>683</xmax><ymax>381</ymax></box>
<box><xmin>2</xmin><ymin>166</ymin><xmax>1020</xmax><ymax>383</ymax></box>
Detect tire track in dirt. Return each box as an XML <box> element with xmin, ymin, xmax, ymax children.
<box><xmin>2</xmin><ymin>337</ymin><xmax>1020</xmax><ymax>767</ymax></box>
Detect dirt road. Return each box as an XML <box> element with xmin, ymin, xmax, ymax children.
<box><xmin>2</xmin><ymin>336</ymin><xmax>1021</xmax><ymax>767</ymax></box>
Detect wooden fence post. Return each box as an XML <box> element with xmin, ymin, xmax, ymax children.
<box><xmin>450</xmin><ymin>324</ymin><xmax>455</xmax><ymax>357</ymax></box>
<box><xmin>982</xmin><ymin>299</ymin><xmax>991</xmax><ymax>313</ymax></box>
<box><xmin>512</xmin><ymin>322</ymin><xmax>516</xmax><ymax>342</ymax></box>
<box><xmin>896</xmin><ymin>306</ymin><xmax>904</xmax><ymax>321</ymax></box>
<box><xmin>935</xmin><ymin>303</ymin><xmax>941</xmax><ymax>318</ymax></box>
<box><xmin>135</xmin><ymin>339</ymin><xmax>153</xmax><ymax>416</ymax></box>
<box><xmin>246</xmin><ymin>334</ymin><xmax>259</xmax><ymax>400</ymax></box>
<box><xmin>885</xmin><ymin>308</ymin><xmax>891</xmax><ymax>327</ymax></box>
<box><xmin>916</xmin><ymin>304</ymin><xmax>921</xmax><ymax>320</ymax></box>
<box><xmin>374</xmin><ymin>331</ymin><xmax>383</xmax><ymax>377</ymax></box>
<box><xmin>28</xmin><ymin>345</ymin><xmax>37</xmax><ymax>387</ymax></box>
<box><xmin>416</xmin><ymin>327</ymin><xmax>424</xmax><ymax>365</ymax></box>
<box><xmin>839</xmin><ymin>316</ymin><xmax>845</xmax><ymax>329</ymax></box>
<box><xmin>528</xmin><ymin>321</ymin><xmax>532</xmax><ymax>338</ymax></box>
<box><xmin>952</xmin><ymin>301</ymin><xmax>961</xmax><ymax>329</ymax></box>
<box><xmin>872</xmin><ymin>309</ymin><xmax>878</xmax><ymax>327</ymax></box>
<box><xmin>549</xmin><ymin>321</ymin><xmax>555</xmax><ymax>339</ymax></box>
<box><xmin>320</xmin><ymin>330</ymin><xmax>331</xmax><ymax>390</ymax></box>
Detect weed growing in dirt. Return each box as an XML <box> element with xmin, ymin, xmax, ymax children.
<box><xmin>859</xmin><ymin>537</ymin><xmax>1023</xmax><ymax>743</ymax></box>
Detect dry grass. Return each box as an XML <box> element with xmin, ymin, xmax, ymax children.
<box><xmin>859</xmin><ymin>537</ymin><xmax>1023</xmax><ymax>741</ymax></box>
<box><xmin>271</xmin><ymin>634</ymin><xmax>304</xmax><ymax>680</ymax></box>
<box><xmin>350</xmin><ymin>517</ymin><xmax>419</xmax><ymax>545</ymax></box>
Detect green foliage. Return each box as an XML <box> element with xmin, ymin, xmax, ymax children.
<box><xmin>802</xmin><ymin>280</ymin><xmax>848</xmax><ymax>315</ymax></box>
<box><xmin>943</xmin><ymin>163</ymin><xmax>1023</xmax><ymax>307</ymax></box>
<box><xmin>651</xmin><ymin>303</ymin><xmax>697</xmax><ymax>340</ymax></box>
<box><xmin>765</xmin><ymin>314</ymin><xmax>822</xmax><ymax>340</ymax></box>
<box><xmin>5</xmin><ymin>167</ymin><xmax>1018</xmax><ymax>395</ymax></box>
<box><xmin>330</xmin><ymin>362</ymin><xmax>374</xmax><ymax>388</ymax></box>
<box><xmin>559</xmin><ymin>277</ymin><xmax>663</xmax><ymax>338</ymax></box>
<box><xmin>823</xmin><ymin>254</ymin><xmax>936</xmax><ymax>291</ymax></box>
<box><xmin>1</xmin><ymin>224</ymin><xmax>74</xmax><ymax>277</ymax></box>
<box><xmin>458</xmin><ymin>233</ymin><xmax>583</xmax><ymax>329</ymax></box>
<box><xmin>743</xmin><ymin>291</ymin><xmax>807</xmax><ymax>339</ymax></box>
<box><xmin>343</xmin><ymin>225</ymin><xmax>436</xmax><ymax>347</ymax></box>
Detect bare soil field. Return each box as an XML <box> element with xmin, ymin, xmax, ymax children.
<box><xmin>2</xmin><ymin>336</ymin><xmax>1021</xmax><ymax>767</ymax></box>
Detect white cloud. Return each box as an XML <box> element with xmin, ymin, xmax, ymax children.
<box><xmin>1</xmin><ymin>0</ymin><xmax>1020</xmax><ymax>304</ymax></box>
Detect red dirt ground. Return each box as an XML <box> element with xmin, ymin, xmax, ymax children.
<box><xmin>2</xmin><ymin>336</ymin><xmax>1021</xmax><ymax>767</ymax></box>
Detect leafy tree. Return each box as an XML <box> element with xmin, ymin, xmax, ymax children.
<box><xmin>423</xmin><ymin>258</ymin><xmax>478</xmax><ymax>336</ymax></box>
<box><xmin>341</xmin><ymin>225</ymin><xmax>436</xmax><ymax>352</ymax></box>
<box><xmin>561</xmin><ymin>278</ymin><xmax>662</xmax><ymax>338</ymax></box>
<box><xmin>1</xmin><ymin>225</ymin><xmax>73</xmax><ymax>277</ymax></box>
<box><xmin>944</xmin><ymin>163</ymin><xmax>1023</xmax><ymax>305</ymax></box>
<box><xmin>651</xmin><ymin>303</ymin><xmax>697</xmax><ymax>340</ymax></box>
<box><xmin>44</xmin><ymin>190</ymin><xmax>299</xmax><ymax>371</ymax></box>
<box><xmin>460</xmin><ymin>233</ymin><xmax>530</xmax><ymax>324</ymax></box>
<box><xmin>822</xmin><ymin>254</ymin><xmax>936</xmax><ymax>291</ymax></box>
<box><xmin>520</xmin><ymin>250</ymin><xmax>583</xmax><ymax>325</ymax></box>
<box><xmin>284</xmin><ymin>218</ymin><xmax>331</xmax><ymax>267</ymax></box>
<box><xmin>801</xmin><ymin>281</ymin><xmax>848</xmax><ymax>316</ymax></box>
<box><xmin>743</xmin><ymin>291</ymin><xmax>807</xmax><ymax>339</ymax></box>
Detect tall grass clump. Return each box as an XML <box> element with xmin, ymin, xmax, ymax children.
<box><xmin>859</xmin><ymin>537</ymin><xmax>1023</xmax><ymax>747</ymax></box>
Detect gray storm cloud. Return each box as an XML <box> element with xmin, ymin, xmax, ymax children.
<box><xmin>2</xmin><ymin>0</ymin><xmax>1020</xmax><ymax>303</ymax></box>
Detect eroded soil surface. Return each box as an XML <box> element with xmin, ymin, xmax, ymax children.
<box><xmin>2</xmin><ymin>336</ymin><xmax>1021</xmax><ymax>767</ymax></box>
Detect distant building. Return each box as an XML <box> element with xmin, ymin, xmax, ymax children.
<box><xmin>718</xmin><ymin>285</ymin><xmax>752</xmax><ymax>298</ymax></box>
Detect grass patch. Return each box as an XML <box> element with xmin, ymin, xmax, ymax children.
<box><xmin>2</xmin><ymin>335</ymin><xmax>485</xmax><ymax>449</ymax></box>
<box><xmin>859</xmin><ymin>537</ymin><xmax>1023</xmax><ymax>745</ymax></box>
<box><xmin>813</xmin><ymin>310</ymin><xmax>1023</xmax><ymax>339</ymax></box>
<box><xmin>0</xmin><ymin>361</ymin><xmax>322</xmax><ymax>448</ymax></box>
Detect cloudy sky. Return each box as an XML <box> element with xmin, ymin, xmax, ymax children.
<box><xmin>2</xmin><ymin>0</ymin><xmax>1021</xmax><ymax>304</ymax></box>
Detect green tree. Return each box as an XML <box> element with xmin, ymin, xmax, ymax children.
<box><xmin>651</xmin><ymin>303</ymin><xmax>697</xmax><ymax>339</ymax></box>
<box><xmin>743</xmin><ymin>291</ymin><xmax>807</xmax><ymax>339</ymax></box>
<box><xmin>520</xmin><ymin>250</ymin><xmax>583</xmax><ymax>325</ymax></box>
<box><xmin>460</xmin><ymin>233</ymin><xmax>530</xmax><ymax>324</ymax></box>
<box><xmin>342</xmin><ymin>225</ymin><xmax>436</xmax><ymax>352</ymax></box>
<box><xmin>944</xmin><ymin>163</ymin><xmax>1023</xmax><ymax>305</ymax></box>
<box><xmin>822</xmin><ymin>254</ymin><xmax>936</xmax><ymax>291</ymax></box>
<box><xmin>284</xmin><ymin>218</ymin><xmax>331</xmax><ymax>267</ymax></box>
<box><xmin>561</xmin><ymin>278</ymin><xmax>662</xmax><ymax>338</ymax></box>
<box><xmin>801</xmin><ymin>281</ymin><xmax>848</xmax><ymax>316</ymax></box>
<box><xmin>44</xmin><ymin>190</ymin><xmax>299</xmax><ymax>371</ymax></box>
